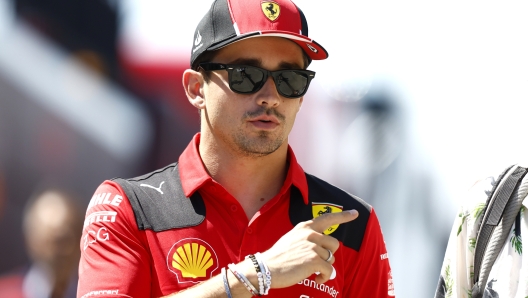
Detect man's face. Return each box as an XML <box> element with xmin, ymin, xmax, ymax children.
<box><xmin>24</xmin><ymin>192</ymin><xmax>82</xmax><ymax>273</ymax></box>
<box><xmin>202</xmin><ymin>36</ymin><xmax>306</xmax><ymax>157</ymax></box>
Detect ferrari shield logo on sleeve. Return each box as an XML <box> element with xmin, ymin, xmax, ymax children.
<box><xmin>312</xmin><ymin>203</ymin><xmax>343</xmax><ymax>235</ymax></box>
<box><xmin>261</xmin><ymin>1</ymin><xmax>280</xmax><ymax>22</ymax></box>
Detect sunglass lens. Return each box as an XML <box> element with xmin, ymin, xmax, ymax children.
<box><xmin>275</xmin><ymin>71</ymin><xmax>308</xmax><ymax>97</ymax></box>
<box><xmin>230</xmin><ymin>66</ymin><xmax>265</xmax><ymax>93</ymax></box>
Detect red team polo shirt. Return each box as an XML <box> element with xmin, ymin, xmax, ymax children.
<box><xmin>78</xmin><ymin>134</ymin><xmax>394</xmax><ymax>298</ymax></box>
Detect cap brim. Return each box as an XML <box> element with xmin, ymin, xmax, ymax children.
<box><xmin>207</xmin><ymin>30</ymin><xmax>328</xmax><ymax>61</ymax></box>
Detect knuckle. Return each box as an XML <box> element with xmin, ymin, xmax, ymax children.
<box><xmin>328</xmin><ymin>236</ymin><xmax>340</xmax><ymax>252</ymax></box>
<box><xmin>295</xmin><ymin>229</ymin><xmax>312</xmax><ymax>241</ymax></box>
<box><xmin>305</xmin><ymin>231</ymin><xmax>320</xmax><ymax>242</ymax></box>
<box><xmin>297</xmin><ymin>221</ymin><xmax>311</xmax><ymax>229</ymax></box>
<box><xmin>325</xmin><ymin>237</ymin><xmax>340</xmax><ymax>251</ymax></box>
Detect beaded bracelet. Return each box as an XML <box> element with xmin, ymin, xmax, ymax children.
<box><xmin>221</xmin><ymin>267</ymin><xmax>233</xmax><ymax>298</ymax></box>
<box><xmin>246</xmin><ymin>254</ymin><xmax>265</xmax><ymax>295</ymax></box>
<box><xmin>228</xmin><ymin>263</ymin><xmax>259</xmax><ymax>296</ymax></box>
<box><xmin>255</xmin><ymin>253</ymin><xmax>271</xmax><ymax>295</ymax></box>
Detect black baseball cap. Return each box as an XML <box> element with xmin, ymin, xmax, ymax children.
<box><xmin>190</xmin><ymin>0</ymin><xmax>328</xmax><ymax>69</ymax></box>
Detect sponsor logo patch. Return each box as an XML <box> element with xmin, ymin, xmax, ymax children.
<box><xmin>298</xmin><ymin>278</ymin><xmax>340</xmax><ymax>297</ymax></box>
<box><xmin>261</xmin><ymin>1</ymin><xmax>280</xmax><ymax>22</ymax></box>
<box><xmin>307</xmin><ymin>43</ymin><xmax>318</xmax><ymax>53</ymax></box>
<box><xmin>312</xmin><ymin>203</ymin><xmax>343</xmax><ymax>235</ymax></box>
<box><xmin>84</xmin><ymin>211</ymin><xmax>117</xmax><ymax>229</ymax></box>
<box><xmin>388</xmin><ymin>270</ymin><xmax>395</xmax><ymax>296</ymax></box>
<box><xmin>140</xmin><ymin>181</ymin><xmax>165</xmax><ymax>194</ymax></box>
<box><xmin>87</xmin><ymin>193</ymin><xmax>123</xmax><ymax>211</ymax></box>
<box><xmin>194</xmin><ymin>31</ymin><xmax>202</xmax><ymax>46</ymax></box>
<box><xmin>80</xmin><ymin>289</ymin><xmax>119</xmax><ymax>298</ymax></box>
<box><xmin>166</xmin><ymin>238</ymin><xmax>218</xmax><ymax>283</ymax></box>
<box><xmin>192</xmin><ymin>31</ymin><xmax>203</xmax><ymax>54</ymax></box>
<box><xmin>83</xmin><ymin>227</ymin><xmax>110</xmax><ymax>251</ymax></box>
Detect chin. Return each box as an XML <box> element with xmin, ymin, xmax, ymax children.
<box><xmin>235</xmin><ymin>135</ymin><xmax>284</xmax><ymax>157</ymax></box>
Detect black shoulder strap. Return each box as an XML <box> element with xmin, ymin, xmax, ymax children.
<box><xmin>112</xmin><ymin>163</ymin><xmax>205</xmax><ymax>232</ymax></box>
<box><xmin>472</xmin><ymin>164</ymin><xmax>527</xmax><ymax>295</ymax></box>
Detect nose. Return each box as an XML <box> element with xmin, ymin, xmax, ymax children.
<box><xmin>256</xmin><ymin>76</ymin><xmax>281</xmax><ymax>107</ymax></box>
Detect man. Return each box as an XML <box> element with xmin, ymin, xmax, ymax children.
<box><xmin>77</xmin><ymin>0</ymin><xmax>394</xmax><ymax>297</ymax></box>
<box><xmin>0</xmin><ymin>188</ymin><xmax>83</xmax><ymax>298</ymax></box>
<box><xmin>435</xmin><ymin>164</ymin><xmax>528</xmax><ymax>298</ymax></box>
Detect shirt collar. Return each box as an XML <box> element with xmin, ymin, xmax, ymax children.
<box><xmin>287</xmin><ymin>145</ymin><xmax>309</xmax><ymax>204</ymax></box>
<box><xmin>178</xmin><ymin>133</ymin><xmax>309</xmax><ymax>205</ymax></box>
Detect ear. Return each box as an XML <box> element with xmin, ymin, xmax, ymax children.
<box><xmin>182</xmin><ymin>69</ymin><xmax>206</xmax><ymax>109</ymax></box>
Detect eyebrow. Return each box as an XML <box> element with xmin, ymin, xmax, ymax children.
<box><xmin>227</xmin><ymin>58</ymin><xmax>304</xmax><ymax>70</ymax></box>
<box><xmin>228</xmin><ymin>58</ymin><xmax>261</xmax><ymax>66</ymax></box>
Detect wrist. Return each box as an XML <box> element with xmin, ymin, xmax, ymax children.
<box><xmin>229</xmin><ymin>255</ymin><xmax>272</xmax><ymax>296</ymax></box>
<box><xmin>226</xmin><ymin>260</ymin><xmax>258</xmax><ymax>297</ymax></box>
<box><xmin>228</xmin><ymin>260</ymin><xmax>259</xmax><ymax>296</ymax></box>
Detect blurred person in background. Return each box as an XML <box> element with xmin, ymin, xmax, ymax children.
<box><xmin>0</xmin><ymin>0</ymin><xmax>153</xmax><ymax>284</ymax></box>
<box><xmin>77</xmin><ymin>0</ymin><xmax>394</xmax><ymax>297</ymax></box>
<box><xmin>0</xmin><ymin>188</ymin><xmax>84</xmax><ymax>298</ymax></box>
<box><xmin>435</xmin><ymin>164</ymin><xmax>528</xmax><ymax>298</ymax></box>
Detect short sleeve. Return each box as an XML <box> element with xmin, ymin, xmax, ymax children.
<box><xmin>77</xmin><ymin>181</ymin><xmax>151</xmax><ymax>298</ymax></box>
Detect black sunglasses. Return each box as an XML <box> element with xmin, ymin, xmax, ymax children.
<box><xmin>199</xmin><ymin>63</ymin><xmax>316</xmax><ymax>98</ymax></box>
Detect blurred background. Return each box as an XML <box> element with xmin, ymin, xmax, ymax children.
<box><xmin>0</xmin><ymin>0</ymin><xmax>527</xmax><ymax>297</ymax></box>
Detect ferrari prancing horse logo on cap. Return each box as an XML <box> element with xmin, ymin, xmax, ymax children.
<box><xmin>261</xmin><ymin>1</ymin><xmax>280</xmax><ymax>22</ymax></box>
<box><xmin>312</xmin><ymin>203</ymin><xmax>343</xmax><ymax>235</ymax></box>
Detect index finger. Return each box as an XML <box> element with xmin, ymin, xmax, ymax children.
<box><xmin>308</xmin><ymin>210</ymin><xmax>359</xmax><ymax>233</ymax></box>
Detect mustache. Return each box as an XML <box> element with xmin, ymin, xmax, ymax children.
<box><xmin>244</xmin><ymin>107</ymin><xmax>285</xmax><ymax>122</ymax></box>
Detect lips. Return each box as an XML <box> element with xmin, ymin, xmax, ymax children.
<box><xmin>248</xmin><ymin>115</ymin><xmax>280</xmax><ymax>130</ymax></box>
<box><xmin>249</xmin><ymin>115</ymin><xmax>279</xmax><ymax>124</ymax></box>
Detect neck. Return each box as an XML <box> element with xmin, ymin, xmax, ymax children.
<box><xmin>199</xmin><ymin>133</ymin><xmax>289</xmax><ymax>219</ymax></box>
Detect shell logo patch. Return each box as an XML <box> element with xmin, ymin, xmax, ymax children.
<box><xmin>166</xmin><ymin>238</ymin><xmax>218</xmax><ymax>283</ymax></box>
<box><xmin>261</xmin><ymin>1</ymin><xmax>280</xmax><ymax>22</ymax></box>
<box><xmin>312</xmin><ymin>203</ymin><xmax>343</xmax><ymax>235</ymax></box>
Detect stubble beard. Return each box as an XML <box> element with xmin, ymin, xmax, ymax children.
<box><xmin>232</xmin><ymin>108</ymin><xmax>286</xmax><ymax>157</ymax></box>
<box><xmin>232</xmin><ymin>130</ymin><xmax>284</xmax><ymax>157</ymax></box>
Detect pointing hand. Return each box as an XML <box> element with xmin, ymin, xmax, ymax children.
<box><xmin>260</xmin><ymin>209</ymin><xmax>359</xmax><ymax>287</ymax></box>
